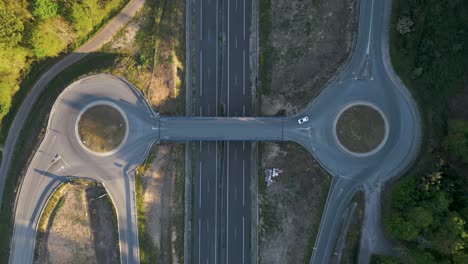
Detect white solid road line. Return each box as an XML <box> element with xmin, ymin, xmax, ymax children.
<box><xmin>243</xmin><ymin>0</ymin><xmax>246</xmax><ymax>40</ymax></box>
<box><xmin>198</xmin><ymin>218</ymin><xmax>201</xmax><ymax>264</ymax></box>
<box><xmin>366</xmin><ymin>0</ymin><xmax>374</xmax><ymax>54</ymax></box>
<box><xmin>226</xmin><ymin>142</ymin><xmax>230</xmax><ymax>264</ymax></box>
<box><xmin>227</xmin><ymin>0</ymin><xmax>230</xmax><ymax>117</ymax></box>
<box><xmin>243</xmin><ymin>50</ymin><xmax>245</xmax><ymax>95</ymax></box>
<box><xmin>200</xmin><ymin>50</ymin><xmax>203</xmax><ymax>96</ymax></box>
<box><xmin>215</xmin><ymin>143</ymin><xmax>218</xmax><ymax>264</ymax></box>
<box><xmin>215</xmin><ymin>0</ymin><xmax>219</xmax><ymax>116</ymax></box>
<box><xmin>242</xmin><ymin>159</ymin><xmax>245</xmax><ymax>206</ymax></box>
<box><xmin>199</xmin><ymin>161</ymin><xmax>202</xmax><ymax>208</ymax></box>
<box><xmin>200</xmin><ymin>0</ymin><xmax>203</xmax><ymax>41</ymax></box>
<box><xmin>242</xmin><ymin>217</ymin><xmax>245</xmax><ymax>263</ymax></box>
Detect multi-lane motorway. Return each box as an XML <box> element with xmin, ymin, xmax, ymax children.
<box><xmin>6</xmin><ymin>0</ymin><xmax>421</xmax><ymax>263</ymax></box>
<box><xmin>192</xmin><ymin>0</ymin><xmax>252</xmax><ymax>263</ymax></box>
<box><xmin>221</xmin><ymin>0</ymin><xmax>252</xmax><ymax>263</ymax></box>
<box><xmin>193</xmin><ymin>0</ymin><xmax>221</xmax><ymax>263</ymax></box>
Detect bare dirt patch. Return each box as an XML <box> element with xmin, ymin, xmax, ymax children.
<box><xmin>35</xmin><ymin>181</ymin><xmax>118</xmax><ymax>264</ymax></box>
<box><xmin>336</xmin><ymin>105</ymin><xmax>386</xmax><ymax>154</ymax></box>
<box><xmin>258</xmin><ymin>142</ymin><xmax>331</xmax><ymax>264</ymax></box>
<box><xmin>78</xmin><ymin>105</ymin><xmax>126</xmax><ymax>153</ymax></box>
<box><xmin>136</xmin><ymin>143</ymin><xmax>185</xmax><ymax>264</ymax></box>
<box><xmin>260</xmin><ymin>0</ymin><xmax>358</xmax><ymax>116</ymax></box>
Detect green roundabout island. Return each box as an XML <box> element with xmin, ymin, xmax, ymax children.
<box><xmin>335</xmin><ymin>103</ymin><xmax>388</xmax><ymax>155</ymax></box>
<box><xmin>77</xmin><ymin>104</ymin><xmax>127</xmax><ymax>154</ymax></box>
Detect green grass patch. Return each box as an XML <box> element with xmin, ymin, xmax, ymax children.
<box><xmin>172</xmin><ymin>144</ymin><xmax>185</xmax><ymax>263</ymax></box>
<box><xmin>258</xmin><ymin>0</ymin><xmax>275</xmax><ymax>96</ymax></box>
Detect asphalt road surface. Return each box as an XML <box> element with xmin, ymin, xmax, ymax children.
<box><xmin>221</xmin><ymin>0</ymin><xmax>252</xmax><ymax>263</ymax></box>
<box><xmin>7</xmin><ymin>0</ymin><xmax>420</xmax><ymax>263</ymax></box>
<box><xmin>193</xmin><ymin>0</ymin><xmax>221</xmax><ymax>263</ymax></box>
<box><xmin>9</xmin><ymin>75</ymin><xmax>158</xmax><ymax>264</ymax></box>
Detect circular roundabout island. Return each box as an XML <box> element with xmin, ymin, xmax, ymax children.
<box><xmin>334</xmin><ymin>102</ymin><xmax>388</xmax><ymax>157</ymax></box>
<box><xmin>76</xmin><ymin>102</ymin><xmax>128</xmax><ymax>155</ymax></box>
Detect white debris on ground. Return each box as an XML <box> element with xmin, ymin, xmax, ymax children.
<box><xmin>111</xmin><ymin>22</ymin><xmax>140</xmax><ymax>50</ymax></box>
<box><xmin>264</xmin><ymin>168</ymin><xmax>283</xmax><ymax>187</ymax></box>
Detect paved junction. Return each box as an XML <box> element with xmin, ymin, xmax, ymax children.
<box><xmin>7</xmin><ymin>0</ymin><xmax>421</xmax><ymax>263</ymax></box>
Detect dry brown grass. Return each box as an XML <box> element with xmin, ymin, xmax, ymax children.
<box><xmin>36</xmin><ymin>184</ymin><xmax>96</xmax><ymax>264</ymax></box>
<box><xmin>35</xmin><ymin>182</ymin><xmax>119</xmax><ymax>264</ymax></box>
<box><xmin>336</xmin><ymin>105</ymin><xmax>386</xmax><ymax>153</ymax></box>
<box><xmin>258</xmin><ymin>142</ymin><xmax>331</xmax><ymax>264</ymax></box>
<box><xmin>260</xmin><ymin>0</ymin><xmax>357</xmax><ymax>116</ymax></box>
<box><xmin>138</xmin><ymin>143</ymin><xmax>184</xmax><ymax>264</ymax></box>
<box><xmin>78</xmin><ymin>105</ymin><xmax>126</xmax><ymax>153</ymax></box>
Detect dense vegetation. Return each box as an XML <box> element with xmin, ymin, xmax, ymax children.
<box><xmin>385</xmin><ymin>0</ymin><xmax>468</xmax><ymax>263</ymax></box>
<box><xmin>0</xmin><ymin>0</ymin><xmax>126</xmax><ymax>124</ymax></box>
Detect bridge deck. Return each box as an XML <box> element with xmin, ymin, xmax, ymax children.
<box><xmin>159</xmin><ymin>117</ymin><xmax>284</xmax><ymax>141</ymax></box>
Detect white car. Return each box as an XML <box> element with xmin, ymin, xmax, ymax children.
<box><xmin>298</xmin><ymin>116</ymin><xmax>309</xmax><ymax>124</ymax></box>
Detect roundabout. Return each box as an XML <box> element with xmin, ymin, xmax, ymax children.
<box><xmin>334</xmin><ymin>102</ymin><xmax>388</xmax><ymax>157</ymax></box>
<box><xmin>76</xmin><ymin>101</ymin><xmax>129</xmax><ymax>156</ymax></box>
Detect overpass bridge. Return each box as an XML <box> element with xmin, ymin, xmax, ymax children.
<box><xmin>158</xmin><ymin>117</ymin><xmax>285</xmax><ymax>141</ymax></box>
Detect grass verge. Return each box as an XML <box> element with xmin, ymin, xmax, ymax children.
<box><xmin>340</xmin><ymin>191</ymin><xmax>365</xmax><ymax>264</ymax></box>
<box><xmin>135</xmin><ymin>147</ymin><xmax>160</xmax><ymax>263</ymax></box>
<box><xmin>258</xmin><ymin>0</ymin><xmax>274</xmax><ymax>96</ymax></box>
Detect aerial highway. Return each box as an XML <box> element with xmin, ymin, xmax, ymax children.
<box><xmin>220</xmin><ymin>0</ymin><xmax>253</xmax><ymax>263</ymax></box>
<box><xmin>6</xmin><ymin>0</ymin><xmax>421</xmax><ymax>263</ymax></box>
<box><xmin>193</xmin><ymin>0</ymin><xmax>221</xmax><ymax>263</ymax></box>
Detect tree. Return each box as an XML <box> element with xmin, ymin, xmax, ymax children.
<box><xmin>0</xmin><ymin>2</ymin><xmax>24</xmax><ymax>47</ymax></box>
<box><xmin>408</xmin><ymin>206</ymin><xmax>433</xmax><ymax>229</ymax></box>
<box><xmin>430</xmin><ymin>212</ymin><xmax>468</xmax><ymax>255</ymax></box>
<box><xmin>32</xmin><ymin>0</ymin><xmax>58</xmax><ymax>20</ymax></box>
<box><xmin>408</xmin><ymin>249</ymin><xmax>436</xmax><ymax>264</ymax></box>
<box><xmin>30</xmin><ymin>19</ymin><xmax>69</xmax><ymax>58</ymax></box>
<box><xmin>385</xmin><ymin>213</ymin><xmax>419</xmax><ymax>241</ymax></box>
<box><xmin>0</xmin><ymin>81</ymin><xmax>16</xmax><ymax>122</ymax></box>
<box><xmin>444</xmin><ymin>120</ymin><xmax>468</xmax><ymax>164</ymax></box>
<box><xmin>396</xmin><ymin>17</ymin><xmax>414</xmax><ymax>35</ymax></box>
<box><xmin>69</xmin><ymin>2</ymin><xmax>94</xmax><ymax>35</ymax></box>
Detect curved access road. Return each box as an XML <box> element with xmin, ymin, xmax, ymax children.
<box><xmin>9</xmin><ymin>74</ymin><xmax>158</xmax><ymax>264</ymax></box>
<box><xmin>0</xmin><ymin>0</ymin><xmax>146</xmax><ymax>210</ymax></box>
